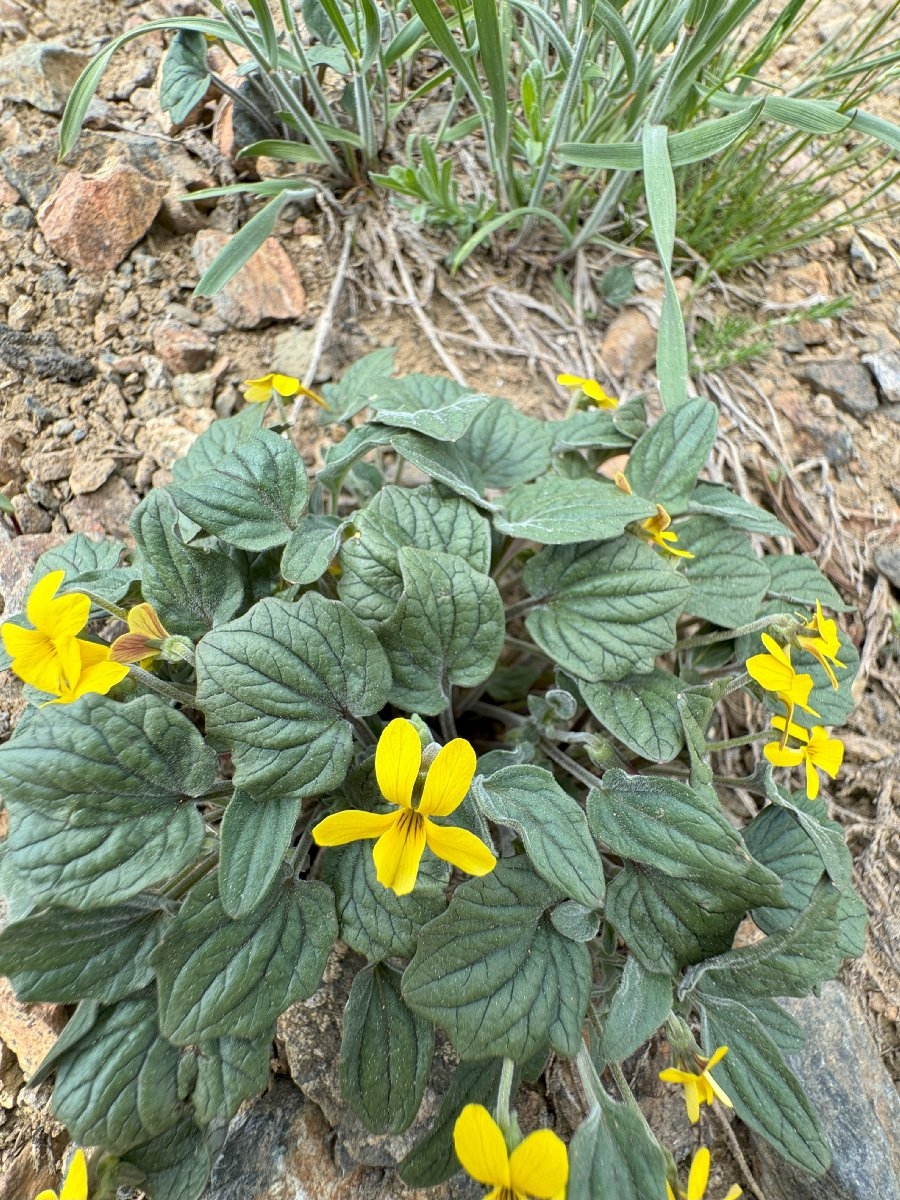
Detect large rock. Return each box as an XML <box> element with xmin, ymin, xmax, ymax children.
<box><xmin>37</xmin><ymin>162</ymin><xmax>167</xmax><ymax>273</ymax></box>
<box><xmin>0</xmin><ymin>42</ymin><xmax>88</xmax><ymax>115</ymax></box>
<box><xmin>752</xmin><ymin>983</ymin><xmax>900</xmax><ymax>1200</ymax></box>
<box><xmin>0</xmin><ymin>979</ymin><xmax>66</xmax><ymax>1079</ymax></box>
<box><xmin>192</xmin><ymin>229</ymin><xmax>307</xmax><ymax>329</ymax></box>
<box><xmin>800</xmin><ymin>362</ymin><xmax>879</xmax><ymax>419</ymax></box>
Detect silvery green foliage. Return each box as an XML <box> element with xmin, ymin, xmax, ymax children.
<box><xmin>0</xmin><ymin>356</ymin><xmax>863</xmax><ymax>1199</ymax></box>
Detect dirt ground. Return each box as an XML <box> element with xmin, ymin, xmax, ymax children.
<box><xmin>0</xmin><ymin>0</ymin><xmax>898</xmax><ymax>1193</ymax></box>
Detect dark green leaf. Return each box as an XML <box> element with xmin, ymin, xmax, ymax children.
<box><xmin>152</xmin><ymin>871</ymin><xmax>336</xmax><ymax>1043</ymax></box>
<box><xmin>0</xmin><ymin>895</ymin><xmax>165</xmax><ymax>1003</ymax></box>
<box><xmin>523</xmin><ymin>538</ymin><xmax>689</xmax><ymax>682</ymax></box>
<box><xmin>580</xmin><ymin>670</ymin><xmax>684</xmax><ymax>762</ymax></box>
<box><xmin>219</xmin><ymin>790</ymin><xmax>301</xmax><ymax>919</ymax></box>
<box><xmin>600</xmin><ymin>264</ymin><xmax>635</xmax><ymax>304</ymax></box>
<box><xmin>0</xmin><ymin>695</ymin><xmax>213</xmax><ymax>909</ymax></box>
<box><xmin>550</xmin><ymin>901</ymin><xmax>601</xmax><ymax>942</ymax></box>
<box><xmin>699</xmin><ymin>993</ymin><xmax>830</xmax><ymax>1175</ymax></box>
<box><xmin>171</xmin><ymin>406</ymin><xmax>267</xmax><ymax>485</ymax></box>
<box><xmin>168</xmin><ymin>430</ymin><xmax>309</xmax><ymax>551</ymax></box>
<box><xmin>402</xmin><ymin>858</ymin><xmax>591</xmax><ymax>1061</ymax></box>
<box><xmin>159</xmin><ymin>30</ymin><xmax>210</xmax><ymax>124</ymax></box>
<box><xmin>372</xmin><ymin>392</ymin><xmax>492</xmax><ymax>441</ymax></box>
<box><xmin>318</xmin><ymin>424</ymin><xmax>393</xmax><ymax>489</ymax></box>
<box><xmin>281</xmin><ymin>516</ymin><xmax>348</xmax><ymax>585</ymax></box>
<box><xmin>196</xmin><ymin>592</ymin><xmax>391</xmax><ymax>800</ymax></box>
<box><xmin>338</xmin><ymin>484</ymin><xmax>491</xmax><ymax>624</ymax></box>
<box><xmin>131</xmin><ymin>490</ymin><xmax>244</xmax><ymax>639</ymax></box>
<box><xmin>379</xmin><ymin>548</ymin><xmax>504</xmax><ymax>714</ymax></box>
<box><xmin>765</xmin><ymin>555</ymin><xmax>853</xmax><ymax>611</ymax></box>
<box><xmin>34</xmin><ymin>533</ymin><xmax>137</xmax><ymax>616</ymax></box>
<box><xmin>320</xmin><ymin>347</ymin><xmax>397</xmax><ymax>422</ymax></box>
<box><xmin>454</xmin><ymin>398</ymin><xmax>554</xmax><ymax>487</ymax></box>
<box><xmin>474</xmin><ymin>765</ymin><xmax>605</xmax><ymax>908</ymax></box>
<box><xmin>30</xmin><ymin>999</ymin><xmax>100</xmax><ymax>1087</ymax></box>
<box><xmin>766</xmin><ymin>788</ymin><xmax>851</xmax><ymax>885</ymax></box>
<box><xmin>625</xmin><ymin>398</ymin><xmax>718</xmax><ymax>511</ymax></box>
<box><xmin>688</xmin><ymin>483</ymin><xmax>791</xmax><ymax>536</ymax></box>
<box><xmin>588</xmin><ymin>770</ymin><xmax>782</xmax><ymax>904</ymax></box>
<box><xmin>388</xmin><ymin>431</ymin><xmax>495</xmax><ymax>508</ymax></box>
<box><xmin>549</xmin><ymin>410</ymin><xmax>632</xmax><ymax>452</ymax></box>
<box><xmin>494</xmin><ymin>477</ymin><xmax>656</xmax><ymax>544</ymax></box>
<box><xmin>52</xmin><ymin>990</ymin><xmax>182</xmax><ymax>1154</ymax></box>
<box><xmin>568</xmin><ymin>1091</ymin><xmax>668</xmax><ymax>1200</ymax></box>
<box><xmin>191</xmin><ymin>1028</ymin><xmax>274</xmax><ymax>1123</ymax></box>
<box><xmin>342</xmin><ymin>964</ymin><xmax>434</xmax><ymax>1134</ymax></box>
<box><xmin>597</xmin><ymin>956</ymin><xmax>672</xmax><ymax>1065</ymax></box>
<box><xmin>121</xmin><ymin>1117</ymin><xmax>211</xmax><ymax>1200</ymax></box>
<box><xmin>323</xmin><ymin>837</ymin><xmax>449</xmax><ymax>962</ymax></box>
<box><xmin>677</xmin><ymin>517</ymin><xmax>770</xmax><ymax>627</ymax></box>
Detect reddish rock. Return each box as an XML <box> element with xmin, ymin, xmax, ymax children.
<box><xmin>61</xmin><ymin>474</ymin><xmax>139</xmax><ymax>539</ymax></box>
<box><xmin>68</xmin><ymin>456</ymin><xmax>117</xmax><ymax>496</ymax></box>
<box><xmin>152</xmin><ymin>319</ymin><xmax>215</xmax><ymax>374</ymax></box>
<box><xmin>600</xmin><ymin>307</ymin><xmax>657</xmax><ymax>381</ymax></box>
<box><xmin>192</xmin><ymin>229</ymin><xmax>307</xmax><ymax>329</ymax></box>
<box><xmin>37</xmin><ymin>162</ymin><xmax>167</xmax><ymax>273</ymax></box>
<box><xmin>0</xmin><ymin>978</ymin><xmax>66</xmax><ymax>1078</ymax></box>
<box><xmin>0</xmin><ymin>531</ymin><xmax>67</xmax><ymax>616</ymax></box>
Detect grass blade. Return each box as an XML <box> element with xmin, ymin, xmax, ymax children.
<box><xmin>194</xmin><ymin>193</ymin><xmax>290</xmax><ymax>297</ymax></box>
<box><xmin>236</xmin><ymin>140</ymin><xmax>329</xmax><ymax>164</ymax></box>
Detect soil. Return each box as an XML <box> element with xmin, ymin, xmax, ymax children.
<box><xmin>0</xmin><ymin>0</ymin><xmax>898</xmax><ymax>1194</ymax></box>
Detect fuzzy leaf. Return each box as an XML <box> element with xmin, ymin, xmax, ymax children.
<box><xmin>568</xmin><ymin>1091</ymin><xmax>668</xmax><ymax>1200</ymax></box>
<box><xmin>159</xmin><ymin>30</ymin><xmax>210</xmax><ymax>123</ymax></box>
<box><xmin>688</xmin><ymin>483</ymin><xmax>791</xmax><ymax>536</ymax></box>
<box><xmin>219</xmin><ymin>790</ymin><xmax>301</xmax><ymax>919</ymax></box>
<box><xmin>494</xmin><ymin>477</ymin><xmax>656</xmax><ymax>544</ymax></box>
<box><xmin>281</xmin><ymin>516</ymin><xmax>348</xmax><ymax>585</ymax></box>
<box><xmin>371</xmin><ymin>392</ymin><xmax>492</xmax><ymax>440</ymax></box>
<box><xmin>454</xmin><ymin>397</ymin><xmax>554</xmax><ymax>486</ymax></box>
<box><xmin>764</xmin><ymin>555</ymin><xmax>853</xmax><ymax>611</ymax></box>
<box><xmin>625</xmin><ymin>398</ymin><xmax>718</xmax><ymax>510</ymax></box>
<box><xmin>597</xmin><ymin>956</ymin><xmax>672</xmax><ymax>1066</ymax></box>
<box><xmin>580</xmin><ymin>670</ymin><xmax>684</xmax><ymax>761</ymax></box>
<box><xmin>677</xmin><ymin>517</ymin><xmax>770</xmax><ymax>627</ymax></box>
<box><xmin>196</xmin><ymin>593</ymin><xmax>391</xmax><ymax>800</ymax></box>
<box><xmin>190</xmin><ymin>1029</ymin><xmax>274</xmax><ymax>1124</ymax></box>
<box><xmin>171</xmin><ymin>406</ymin><xmax>267</xmax><ymax>485</ymax></box>
<box><xmin>121</xmin><ymin>1117</ymin><xmax>211</xmax><ymax>1200</ymax></box>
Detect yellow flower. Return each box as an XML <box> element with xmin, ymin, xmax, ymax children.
<box><xmin>453</xmin><ymin>1103</ymin><xmax>568</xmax><ymax>1200</ymax></box>
<box><xmin>666</xmin><ymin>1148</ymin><xmax>741</xmax><ymax>1200</ymax></box>
<box><xmin>640</xmin><ymin>505</ymin><xmax>694</xmax><ymax>558</ymax></box>
<box><xmin>659</xmin><ymin>1046</ymin><xmax>732</xmax><ymax>1124</ymax></box>
<box><xmin>35</xmin><ymin>1147</ymin><xmax>88</xmax><ymax>1200</ymax></box>
<box><xmin>764</xmin><ymin>717</ymin><xmax>844</xmax><ymax>800</ymax></box>
<box><xmin>312</xmin><ymin>718</ymin><xmax>496</xmax><ymax>896</ymax></box>
<box><xmin>109</xmin><ymin>603</ymin><xmax>170</xmax><ymax>669</ymax></box>
<box><xmin>746</xmin><ymin>634</ymin><xmax>819</xmax><ymax>737</ymax></box>
<box><xmin>796</xmin><ymin>600</ymin><xmax>845</xmax><ymax>690</ymax></box>
<box><xmin>41</xmin><ymin>640</ymin><xmax>129</xmax><ymax>706</ymax></box>
<box><xmin>556</xmin><ymin>372</ymin><xmax>618</xmax><ymax>409</ymax></box>
<box><xmin>242</xmin><ymin>372</ymin><xmax>328</xmax><ymax>408</ymax></box>
<box><xmin>1</xmin><ymin>571</ymin><xmax>90</xmax><ymax>694</ymax></box>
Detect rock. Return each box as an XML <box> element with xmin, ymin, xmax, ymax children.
<box><xmin>1</xmin><ymin>204</ymin><xmax>34</xmax><ymax>230</ymax></box>
<box><xmin>0</xmin><ymin>532</ymin><xmax>66</xmax><ymax>615</ymax></box>
<box><xmin>68</xmin><ymin>457</ymin><xmax>117</xmax><ymax>496</ymax></box>
<box><xmin>0</xmin><ymin>324</ymin><xmax>94</xmax><ymax>384</ymax></box>
<box><xmin>10</xmin><ymin>493</ymin><xmax>52</xmax><ymax>534</ymax></box>
<box><xmin>37</xmin><ymin>162</ymin><xmax>167</xmax><ymax>273</ymax></box>
<box><xmin>0</xmin><ymin>42</ymin><xmax>88</xmax><ymax>114</ymax></box>
<box><xmin>192</xmin><ymin>230</ymin><xmax>307</xmax><ymax>329</ymax></box>
<box><xmin>272</xmin><ymin>326</ymin><xmax>317</xmax><ymax>379</ymax></box>
<box><xmin>21</xmin><ymin>449</ymin><xmax>72</xmax><ymax>484</ymax></box>
<box><xmin>0</xmin><ymin>423</ymin><xmax>27</xmax><ymax>485</ymax></box>
<box><xmin>800</xmin><ymin>362</ymin><xmax>878</xmax><ymax>419</ymax></box>
<box><xmin>0</xmin><ymin>978</ymin><xmax>66</xmax><ymax>1078</ymax></box>
<box><xmin>600</xmin><ymin>308</ymin><xmax>656</xmax><ymax>381</ymax></box>
<box><xmin>7</xmin><ymin>295</ymin><xmax>36</xmax><ymax>331</ymax></box>
<box><xmin>61</xmin><ymin>474</ymin><xmax>139</xmax><ymax>539</ymax></box>
<box><xmin>172</xmin><ymin>371</ymin><xmax>217</xmax><ymax>409</ymax></box>
<box><xmin>752</xmin><ymin>983</ymin><xmax>900</xmax><ymax>1200</ymax></box>
<box><xmin>135</xmin><ymin>411</ymin><xmax>205</xmax><ymax>469</ymax></box>
<box><xmin>863</xmin><ymin>350</ymin><xmax>900</xmax><ymax>404</ymax></box>
<box><xmin>206</xmin><ymin>1078</ymin><xmax>475</xmax><ymax>1200</ymax></box>
<box><xmin>849</xmin><ymin>233</ymin><xmax>878</xmax><ymax>280</ymax></box>
<box><xmin>152</xmin><ymin>319</ymin><xmax>214</xmax><ymax>374</ymax></box>
<box><xmin>873</xmin><ymin>544</ymin><xmax>900</xmax><ymax>590</ymax></box>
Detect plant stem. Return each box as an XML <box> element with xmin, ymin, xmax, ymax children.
<box><xmin>129</xmin><ymin>666</ymin><xmax>196</xmax><ymax>706</ymax></box>
<box><xmin>504</xmin><ymin>596</ymin><xmax>537</xmax><ymax>621</ymax></box>
<box><xmin>348</xmin><ymin>713</ymin><xmax>377</xmax><ymax>747</ymax></box>
<box><xmin>439</xmin><ymin>704</ymin><xmax>458</xmax><ymax>742</ymax></box>
<box><xmin>706</xmin><ymin>730</ymin><xmax>770</xmax><ymax>752</ymax></box>
<box><xmin>494</xmin><ymin>1057</ymin><xmax>517</xmax><ymax>1143</ymax></box>
<box><xmin>539</xmin><ymin>738</ymin><xmax>603</xmax><ymax>793</ymax></box>
<box><xmin>676</xmin><ymin>614</ymin><xmax>793</xmax><ymax>649</ymax></box>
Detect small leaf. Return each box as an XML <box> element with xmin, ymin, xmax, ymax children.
<box><xmin>341</xmin><ymin>964</ymin><xmax>434</xmax><ymax>1134</ymax></box>
<box><xmin>597</xmin><ymin>956</ymin><xmax>672</xmax><ymax>1066</ymax></box>
<box><xmin>689</xmin><ymin>482</ymin><xmax>791</xmax><ymax>536</ymax></box>
<box><xmin>677</xmin><ymin>517</ymin><xmax>770</xmax><ymax>628</ymax></box>
<box><xmin>699</xmin><ymin>993</ymin><xmax>830</xmax><ymax>1175</ymax></box>
<box><xmin>765</xmin><ymin>555</ymin><xmax>853</xmax><ymax>611</ymax></box>
<box><xmin>523</xmin><ymin>538</ymin><xmax>689</xmax><ymax>682</ymax></box>
<box><xmin>171</xmin><ymin>406</ymin><xmax>266</xmax><ymax>485</ymax></box>
<box><xmin>121</xmin><ymin>1117</ymin><xmax>211</xmax><ymax>1200</ymax></box>
<box><xmin>131</xmin><ymin>490</ymin><xmax>244</xmax><ymax>639</ymax></box>
<box><xmin>579</xmin><ymin>670</ymin><xmax>684</xmax><ymax>762</ymax></box>
<box><xmin>474</xmin><ymin>765</ymin><xmax>605</xmax><ymax>908</ymax></box>
<box><xmin>320</xmin><ymin>347</ymin><xmax>397</xmax><ymax>421</ymax></box>
<box><xmin>191</xmin><ymin>1028</ymin><xmax>274</xmax><ymax>1123</ymax></box>
<box><xmin>0</xmin><ymin>695</ymin><xmax>213</xmax><ymax>909</ymax></box>
<box><xmin>550</xmin><ymin>411</ymin><xmax>632</xmax><ymax>452</ymax></box>
<box><xmin>568</xmin><ymin>1090</ymin><xmax>668</xmax><ymax>1200</ymax></box>
<box><xmin>456</xmin><ymin>397</ymin><xmax>554</xmax><ymax>487</ymax></box>
<box><xmin>152</xmin><ymin>871</ymin><xmax>337</xmax><ymax>1043</ymax></box>
<box><xmin>371</xmin><ymin>392</ymin><xmax>492</xmax><ymax>441</ymax></box>
<box><xmin>402</xmin><ymin>858</ymin><xmax>591</xmax><ymax>1061</ymax></box>
<box><xmin>281</xmin><ymin>516</ymin><xmax>348</xmax><ymax>585</ymax></box>
<box><xmin>159</xmin><ymin>30</ymin><xmax>210</xmax><ymax>124</ymax></box>
<box><xmin>196</xmin><ymin>593</ymin><xmax>391</xmax><ymax>801</ymax></box>
<box><xmin>625</xmin><ymin>398</ymin><xmax>718</xmax><ymax>510</ymax></box>
<box><xmin>494</xmin><ymin>477</ymin><xmax>656</xmax><ymax>544</ymax></box>
<box><xmin>219</xmin><ymin>790</ymin><xmax>301</xmax><ymax>919</ymax></box>
<box><xmin>379</xmin><ymin>548</ymin><xmax>504</xmax><ymax>714</ymax></box>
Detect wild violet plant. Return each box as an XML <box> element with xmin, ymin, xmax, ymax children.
<box><xmin>0</xmin><ymin>353</ymin><xmax>863</xmax><ymax>1200</ymax></box>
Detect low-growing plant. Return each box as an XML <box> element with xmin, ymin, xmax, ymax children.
<box><xmin>59</xmin><ymin>1</ymin><xmax>900</xmax><ymax>289</ymax></box>
<box><xmin>0</xmin><ymin>351</ymin><xmax>864</xmax><ymax>1199</ymax></box>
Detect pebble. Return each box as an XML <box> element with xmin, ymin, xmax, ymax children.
<box><xmin>873</xmin><ymin>545</ymin><xmax>900</xmax><ymax>591</ymax></box>
<box><xmin>61</xmin><ymin>474</ymin><xmax>138</xmax><ymax>539</ymax></box>
<box><xmin>863</xmin><ymin>350</ymin><xmax>900</xmax><ymax>404</ymax></box>
<box><xmin>22</xmin><ymin>449</ymin><xmax>72</xmax><ymax>483</ymax></box>
<box><xmin>600</xmin><ymin>307</ymin><xmax>657</xmax><ymax>381</ymax></box>
<box><xmin>0</xmin><ymin>42</ymin><xmax>88</xmax><ymax>115</ymax></box>
<box><xmin>68</xmin><ymin>457</ymin><xmax>117</xmax><ymax>496</ymax></box>
<box><xmin>10</xmin><ymin>493</ymin><xmax>52</xmax><ymax>534</ymax></box>
<box><xmin>7</xmin><ymin>296</ymin><xmax>37</xmax><ymax>332</ymax></box>
<box><xmin>0</xmin><ymin>979</ymin><xmax>66</xmax><ymax>1079</ymax></box>
<box><xmin>1</xmin><ymin>206</ymin><xmax>34</xmax><ymax>230</ymax></box>
<box><xmin>800</xmin><ymin>362</ymin><xmax>879</xmax><ymax>419</ymax></box>
<box><xmin>172</xmin><ymin>371</ymin><xmax>216</xmax><ymax>409</ymax></box>
<box><xmin>272</xmin><ymin>326</ymin><xmax>317</xmax><ymax>380</ymax></box>
<box><xmin>192</xmin><ymin>229</ymin><xmax>307</xmax><ymax>330</ymax></box>
<box><xmin>849</xmin><ymin>233</ymin><xmax>878</xmax><ymax>281</ymax></box>
<box><xmin>152</xmin><ymin>319</ymin><xmax>215</xmax><ymax>374</ymax></box>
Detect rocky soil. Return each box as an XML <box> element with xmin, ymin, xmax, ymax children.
<box><xmin>0</xmin><ymin>0</ymin><xmax>898</xmax><ymax>1197</ymax></box>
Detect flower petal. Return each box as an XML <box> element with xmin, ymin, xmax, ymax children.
<box><xmin>372</xmin><ymin>810</ymin><xmax>426</xmax><ymax>895</ymax></box>
<box><xmin>804</xmin><ymin>757</ymin><xmax>820</xmax><ymax>800</ymax></box>
<box><xmin>659</xmin><ymin>1068</ymin><xmax>694</xmax><ymax>1085</ymax></box>
<box><xmin>508</xmin><ymin>1128</ymin><xmax>569</xmax><ymax>1198</ymax></box>
<box><xmin>271</xmin><ymin>373</ymin><xmax>301</xmax><ymax>397</ymax></box>
<box><xmin>685</xmin><ymin>1076</ymin><xmax>701</xmax><ymax>1124</ymax></box>
<box><xmin>28</xmin><ymin>573</ymin><xmax>90</xmax><ymax>639</ymax></box>
<box><xmin>453</xmin><ymin>1104</ymin><xmax>510</xmax><ymax>1189</ymax></box>
<box><xmin>723</xmin><ymin>1186</ymin><xmax>743</xmax><ymax>1200</ymax></box>
<box><xmin>808</xmin><ymin>729</ymin><xmax>844</xmax><ymax>778</ymax></box>
<box><xmin>764</xmin><ymin>742</ymin><xmax>805</xmax><ymax>768</ymax></box>
<box><xmin>746</xmin><ymin>653</ymin><xmax>793</xmax><ymax>694</ymax></box>
<box><xmin>76</xmin><ymin>639</ymin><xmax>113</xmax><ymax>668</ymax></box>
<box><xmin>423</xmin><ymin>820</ymin><xmax>496</xmax><ymax>877</ymax></box>
<box><xmin>312</xmin><ymin>809</ymin><xmax>398</xmax><ymax>846</ymax></box>
<box><xmin>128</xmin><ymin>603</ymin><xmax>168</xmax><ymax>640</ymax></box>
<box><xmin>704</xmin><ymin>1046</ymin><xmax>728</xmax><ymax>1070</ymax></box>
<box><xmin>59</xmin><ymin>1148</ymin><xmax>88</xmax><ymax>1200</ymax></box>
<box><xmin>687</xmin><ymin>1147</ymin><xmax>710</xmax><ymax>1200</ymax></box>
<box><xmin>33</xmin><ymin>1192</ymin><xmax>59</xmax><ymax>1200</ymax></box>
<box><xmin>419</xmin><ymin>738</ymin><xmax>476</xmax><ymax>816</ymax></box>
<box><xmin>375</xmin><ymin>718</ymin><xmax>421</xmax><ymax>809</ymax></box>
